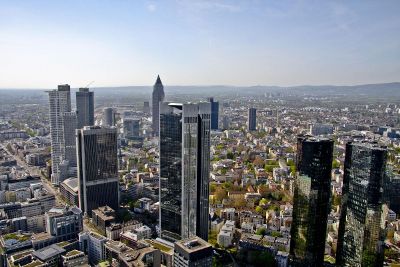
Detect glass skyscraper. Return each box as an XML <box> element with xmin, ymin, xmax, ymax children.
<box><xmin>207</xmin><ymin>97</ymin><xmax>219</xmax><ymax>130</ymax></box>
<box><xmin>290</xmin><ymin>136</ymin><xmax>333</xmax><ymax>267</ymax></box>
<box><xmin>248</xmin><ymin>107</ymin><xmax>257</xmax><ymax>131</ymax></box>
<box><xmin>76</xmin><ymin>87</ymin><xmax>94</xmax><ymax>129</ymax></box>
<box><xmin>159</xmin><ymin>102</ymin><xmax>211</xmax><ymax>242</ymax></box>
<box><xmin>76</xmin><ymin>126</ymin><xmax>119</xmax><ymax>216</ymax></box>
<box><xmin>336</xmin><ymin>142</ymin><xmax>387</xmax><ymax>267</ymax></box>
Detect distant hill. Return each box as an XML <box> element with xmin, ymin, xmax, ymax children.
<box><xmin>1</xmin><ymin>82</ymin><xmax>399</xmax><ymax>104</ymax></box>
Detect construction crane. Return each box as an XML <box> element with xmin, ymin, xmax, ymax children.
<box><xmin>85</xmin><ymin>80</ymin><xmax>95</xmax><ymax>88</ymax></box>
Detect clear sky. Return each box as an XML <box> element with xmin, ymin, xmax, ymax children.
<box><xmin>1</xmin><ymin>0</ymin><xmax>399</xmax><ymax>88</ymax></box>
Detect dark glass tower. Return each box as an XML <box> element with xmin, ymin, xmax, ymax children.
<box><xmin>77</xmin><ymin>126</ymin><xmax>119</xmax><ymax>216</ymax></box>
<box><xmin>248</xmin><ymin>107</ymin><xmax>257</xmax><ymax>131</ymax></box>
<box><xmin>207</xmin><ymin>97</ymin><xmax>219</xmax><ymax>130</ymax></box>
<box><xmin>159</xmin><ymin>102</ymin><xmax>211</xmax><ymax>242</ymax></box>
<box><xmin>152</xmin><ymin>75</ymin><xmax>165</xmax><ymax>136</ymax></box>
<box><xmin>336</xmin><ymin>142</ymin><xmax>387</xmax><ymax>267</ymax></box>
<box><xmin>76</xmin><ymin>88</ymin><xmax>94</xmax><ymax>129</ymax></box>
<box><xmin>290</xmin><ymin>136</ymin><xmax>333</xmax><ymax>267</ymax></box>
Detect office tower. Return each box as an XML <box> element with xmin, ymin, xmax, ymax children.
<box><xmin>76</xmin><ymin>88</ymin><xmax>94</xmax><ymax>128</ymax></box>
<box><xmin>174</xmin><ymin>237</ymin><xmax>213</xmax><ymax>267</ymax></box>
<box><xmin>207</xmin><ymin>97</ymin><xmax>219</xmax><ymax>130</ymax></box>
<box><xmin>103</xmin><ymin>107</ymin><xmax>114</xmax><ymax>126</ymax></box>
<box><xmin>310</xmin><ymin>123</ymin><xmax>334</xmax><ymax>136</ymax></box>
<box><xmin>152</xmin><ymin>75</ymin><xmax>165</xmax><ymax>136</ymax></box>
<box><xmin>384</xmin><ymin>167</ymin><xmax>400</xmax><ymax>214</ymax></box>
<box><xmin>77</xmin><ymin>126</ymin><xmax>119</xmax><ymax>216</ymax></box>
<box><xmin>123</xmin><ymin>118</ymin><xmax>140</xmax><ymax>139</ymax></box>
<box><xmin>62</xmin><ymin>111</ymin><xmax>77</xmax><ymax>167</ymax></box>
<box><xmin>45</xmin><ymin>206</ymin><xmax>83</xmax><ymax>242</ymax></box>
<box><xmin>159</xmin><ymin>102</ymin><xmax>211</xmax><ymax>242</ymax></box>
<box><xmin>143</xmin><ymin>101</ymin><xmax>150</xmax><ymax>114</ymax></box>
<box><xmin>336</xmin><ymin>142</ymin><xmax>387</xmax><ymax>267</ymax></box>
<box><xmin>47</xmin><ymin>84</ymin><xmax>75</xmax><ymax>185</ymax></box>
<box><xmin>290</xmin><ymin>136</ymin><xmax>333</xmax><ymax>267</ymax></box>
<box><xmin>248</xmin><ymin>107</ymin><xmax>257</xmax><ymax>131</ymax></box>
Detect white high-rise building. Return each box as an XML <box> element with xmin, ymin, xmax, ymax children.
<box><xmin>47</xmin><ymin>85</ymin><xmax>77</xmax><ymax>185</ymax></box>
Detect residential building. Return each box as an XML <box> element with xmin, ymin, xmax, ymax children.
<box><xmin>91</xmin><ymin>206</ymin><xmax>116</xmax><ymax>235</ymax></box>
<box><xmin>79</xmin><ymin>232</ymin><xmax>107</xmax><ymax>265</ymax></box>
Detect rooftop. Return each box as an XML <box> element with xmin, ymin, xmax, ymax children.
<box><xmin>175</xmin><ymin>237</ymin><xmax>211</xmax><ymax>253</ymax></box>
<box><xmin>32</xmin><ymin>244</ymin><xmax>66</xmax><ymax>261</ymax></box>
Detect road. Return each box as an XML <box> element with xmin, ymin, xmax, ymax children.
<box><xmin>1</xmin><ymin>142</ymin><xmax>64</xmax><ymax>205</ymax></box>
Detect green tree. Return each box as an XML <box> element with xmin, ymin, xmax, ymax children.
<box><xmin>255</xmin><ymin>227</ymin><xmax>267</xmax><ymax>236</ymax></box>
<box><xmin>255</xmin><ymin>206</ymin><xmax>264</xmax><ymax>214</ymax></box>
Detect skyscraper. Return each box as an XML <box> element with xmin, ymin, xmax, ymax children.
<box><xmin>290</xmin><ymin>136</ymin><xmax>333</xmax><ymax>267</ymax></box>
<box><xmin>76</xmin><ymin>88</ymin><xmax>94</xmax><ymax>129</ymax></box>
<box><xmin>152</xmin><ymin>75</ymin><xmax>165</xmax><ymax>136</ymax></box>
<box><xmin>248</xmin><ymin>107</ymin><xmax>257</xmax><ymax>131</ymax></box>
<box><xmin>47</xmin><ymin>84</ymin><xmax>76</xmax><ymax>185</ymax></box>
<box><xmin>77</xmin><ymin>126</ymin><xmax>119</xmax><ymax>216</ymax></box>
<box><xmin>336</xmin><ymin>142</ymin><xmax>387</xmax><ymax>267</ymax></box>
<box><xmin>159</xmin><ymin>102</ymin><xmax>211</xmax><ymax>242</ymax></box>
<box><xmin>103</xmin><ymin>107</ymin><xmax>114</xmax><ymax>126</ymax></box>
<box><xmin>123</xmin><ymin>118</ymin><xmax>140</xmax><ymax>139</ymax></box>
<box><xmin>207</xmin><ymin>97</ymin><xmax>219</xmax><ymax>130</ymax></box>
<box><xmin>62</xmin><ymin>111</ymin><xmax>78</xmax><ymax>167</ymax></box>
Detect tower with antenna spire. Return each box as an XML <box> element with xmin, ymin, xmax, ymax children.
<box><xmin>152</xmin><ymin>75</ymin><xmax>165</xmax><ymax>136</ymax></box>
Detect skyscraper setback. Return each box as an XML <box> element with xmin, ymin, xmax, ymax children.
<box><xmin>76</xmin><ymin>126</ymin><xmax>119</xmax><ymax>216</ymax></box>
<box><xmin>152</xmin><ymin>75</ymin><xmax>165</xmax><ymax>136</ymax></box>
<box><xmin>336</xmin><ymin>142</ymin><xmax>387</xmax><ymax>267</ymax></box>
<box><xmin>159</xmin><ymin>102</ymin><xmax>211</xmax><ymax>242</ymax></box>
<box><xmin>47</xmin><ymin>84</ymin><xmax>77</xmax><ymax>185</ymax></box>
<box><xmin>290</xmin><ymin>136</ymin><xmax>333</xmax><ymax>267</ymax></box>
<box><xmin>76</xmin><ymin>88</ymin><xmax>94</xmax><ymax>129</ymax></box>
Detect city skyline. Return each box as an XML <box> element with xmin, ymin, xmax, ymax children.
<box><xmin>1</xmin><ymin>0</ymin><xmax>400</xmax><ymax>88</ymax></box>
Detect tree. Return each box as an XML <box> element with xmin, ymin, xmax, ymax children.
<box><xmin>234</xmin><ymin>197</ymin><xmax>247</xmax><ymax>208</ymax></box>
<box><xmin>255</xmin><ymin>206</ymin><xmax>264</xmax><ymax>214</ymax></box>
<box><xmin>255</xmin><ymin>227</ymin><xmax>267</xmax><ymax>236</ymax></box>
<box><xmin>210</xmin><ymin>183</ymin><xmax>217</xmax><ymax>193</ymax></box>
<box><xmin>332</xmin><ymin>160</ymin><xmax>340</xmax><ymax>169</ymax></box>
<box><xmin>227</xmin><ymin>151</ymin><xmax>234</xmax><ymax>160</ymax></box>
<box><xmin>258</xmin><ymin>184</ymin><xmax>270</xmax><ymax>198</ymax></box>
<box><xmin>259</xmin><ymin>198</ymin><xmax>268</xmax><ymax>205</ymax></box>
<box><xmin>215</xmin><ymin>188</ymin><xmax>227</xmax><ymax>201</ymax></box>
<box><xmin>253</xmin><ymin>156</ymin><xmax>264</xmax><ymax>167</ymax></box>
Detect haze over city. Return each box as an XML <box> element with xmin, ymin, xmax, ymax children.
<box><xmin>1</xmin><ymin>0</ymin><xmax>400</xmax><ymax>88</ymax></box>
<box><xmin>1</xmin><ymin>1</ymin><xmax>400</xmax><ymax>267</ymax></box>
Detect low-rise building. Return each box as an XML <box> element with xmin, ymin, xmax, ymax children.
<box><xmin>174</xmin><ymin>237</ymin><xmax>213</xmax><ymax>267</ymax></box>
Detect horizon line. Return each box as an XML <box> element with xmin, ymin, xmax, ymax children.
<box><xmin>0</xmin><ymin>81</ymin><xmax>399</xmax><ymax>90</ymax></box>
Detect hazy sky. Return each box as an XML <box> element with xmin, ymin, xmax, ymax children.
<box><xmin>1</xmin><ymin>0</ymin><xmax>399</xmax><ymax>88</ymax></box>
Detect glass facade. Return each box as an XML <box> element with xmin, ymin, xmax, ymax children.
<box><xmin>248</xmin><ymin>108</ymin><xmax>257</xmax><ymax>131</ymax></box>
<box><xmin>159</xmin><ymin>102</ymin><xmax>211</xmax><ymax>242</ymax></box>
<box><xmin>336</xmin><ymin>142</ymin><xmax>387</xmax><ymax>267</ymax></box>
<box><xmin>290</xmin><ymin>136</ymin><xmax>333</xmax><ymax>267</ymax></box>
<box><xmin>77</xmin><ymin>126</ymin><xmax>119</xmax><ymax>216</ymax></box>
<box><xmin>76</xmin><ymin>88</ymin><xmax>94</xmax><ymax>129</ymax></box>
<box><xmin>208</xmin><ymin>97</ymin><xmax>219</xmax><ymax>130</ymax></box>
